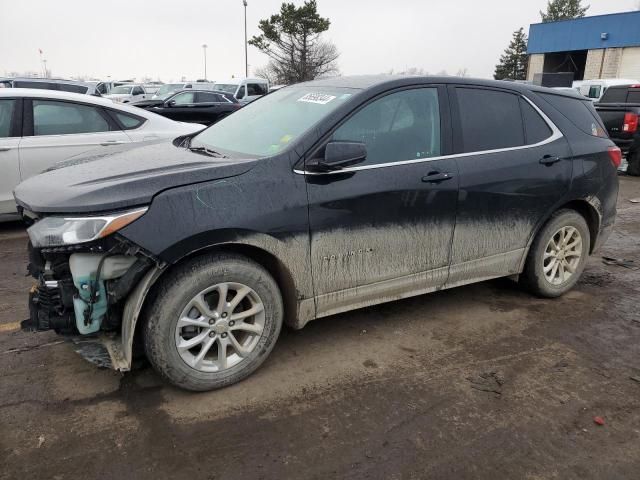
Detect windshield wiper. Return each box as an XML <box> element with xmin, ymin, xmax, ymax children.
<box><xmin>188</xmin><ymin>145</ymin><xmax>228</xmax><ymax>158</ymax></box>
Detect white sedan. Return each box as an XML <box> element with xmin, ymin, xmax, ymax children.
<box><xmin>0</xmin><ymin>88</ymin><xmax>205</xmax><ymax>219</ymax></box>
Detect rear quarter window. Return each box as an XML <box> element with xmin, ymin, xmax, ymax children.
<box><xmin>599</xmin><ymin>87</ymin><xmax>628</xmax><ymax>103</ymax></box>
<box><xmin>539</xmin><ymin>93</ymin><xmax>607</xmax><ymax>138</ymax></box>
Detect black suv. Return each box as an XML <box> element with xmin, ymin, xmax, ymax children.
<box><xmin>14</xmin><ymin>76</ymin><xmax>619</xmax><ymax>391</ymax></box>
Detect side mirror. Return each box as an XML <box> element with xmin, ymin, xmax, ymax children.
<box><xmin>166</xmin><ymin>100</ymin><xmax>176</xmax><ymax>107</ymax></box>
<box><xmin>306</xmin><ymin>141</ymin><xmax>367</xmax><ymax>172</ymax></box>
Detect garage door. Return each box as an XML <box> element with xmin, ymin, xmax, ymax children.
<box><xmin>619</xmin><ymin>47</ymin><xmax>640</xmax><ymax>79</ymax></box>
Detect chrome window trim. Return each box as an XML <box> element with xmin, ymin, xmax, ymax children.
<box><xmin>294</xmin><ymin>94</ymin><xmax>563</xmax><ymax>176</ymax></box>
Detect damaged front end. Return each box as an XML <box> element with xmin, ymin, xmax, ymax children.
<box><xmin>22</xmin><ymin>207</ymin><xmax>160</xmax><ymax>370</ymax></box>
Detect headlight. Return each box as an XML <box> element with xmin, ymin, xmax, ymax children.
<box><xmin>27</xmin><ymin>207</ymin><xmax>148</xmax><ymax>248</ymax></box>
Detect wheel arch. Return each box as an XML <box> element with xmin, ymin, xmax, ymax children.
<box><xmin>120</xmin><ymin>241</ymin><xmax>304</xmax><ymax>372</ymax></box>
<box><xmin>519</xmin><ymin>197</ymin><xmax>602</xmax><ymax>272</ymax></box>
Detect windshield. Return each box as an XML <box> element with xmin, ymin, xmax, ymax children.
<box><xmin>110</xmin><ymin>86</ymin><xmax>133</xmax><ymax>94</ymax></box>
<box><xmin>214</xmin><ymin>84</ymin><xmax>239</xmax><ymax>94</ymax></box>
<box><xmin>155</xmin><ymin>83</ymin><xmax>184</xmax><ymax>98</ymax></box>
<box><xmin>191</xmin><ymin>86</ymin><xmax>355</xmax><ymax>157</ymax></box>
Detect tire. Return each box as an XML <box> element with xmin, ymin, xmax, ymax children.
<box><xmin>143</xmin><ymin>253</ymin><xmax>283</xmax><ymax>391</ymax></box>
<box><xmin>521</xmin><ymin>209</ymin><xmax>591</xmax><ymax>298</ymax></box>
<box><xmin>626</xmin><ymin>152</ymin><xmax>640</xmax><ymax>176</ymax></box>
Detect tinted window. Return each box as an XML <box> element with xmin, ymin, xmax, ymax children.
<box><xmin>132</xmin><ymin>87</ymin><xmax>144</xmax><ymax>95</ymax></box>
<box><xmin>0</xmin><ymin>99</ymin><xmax>16</xmax><ymax>138</ymax></box>
<box><xmin>96</xmin><ymin>83</ymin><xmax>109</xmax><ymax>95</ymax></box>
<box><xmin>600</xmin><ymin>86</ymin><xmax>628</xmax><ymax>103</ymax></box>
<box><xmin>58</xmin><ymin>84</ymin><xmax>89</xmax><ymax>94</ymax></box>
<box><xmin>332</xmin><ymin>88</ymin><xmax>441</xmax><ymax>165</ymax></box>
<box><xmin>172</xmin><ymin>92</ymin><xmax>195</xmax><ymax>105</ymax></box>
<box><xmin>456</xmin><ymin>88</ymin><xmax>524</xmax><ymax>152</ymax></box>
<box><xmin>236</xmin><ymin>86</ymin><xmax>246</xmax><ymax>99</ymax></box>
<box><xmin>588</xmin><ymin>85</ymin><xmax>602</xmax><ymax>99</ymax></box>
<box><xmin>520</xmin><ymin>98</ymin><xmax>552</xmax><ymax>144</ymax></box>
<box><xmin>540</xmin><ymin>93</ymin><xmax>607</xmax><ymax>137</ymax></box>
<box><xmin>33</xmin><ymin>100</ymin><xmax>110</xmax><ymax>135</ymax></box>
<box><xmin>114</xmin><ymin>111</ymin><xmax>144</xmax><ymax>129</ymax></box>
<box><xmin>15</xmin><ymin>81</ymin><xmax>57</xmax><ymax>90</ymax></box>
<box><xmin>628</xmin><ymin>90</ymin><xmax>640</xmax><ymax>103</ymax></box>
<box><xmin>196</xmin><ymin>92</ymin><xmax>220</xmax><ymax>103</ymax></box>
<box><xmin>247</xmin><ymin>83</ymin><xmax>268</xmax><ymax>96</ymax></box>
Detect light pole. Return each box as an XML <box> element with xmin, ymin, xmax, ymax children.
<box><xmin>243</xmin><ymin>0</ymin><xmax>248</xmax><ymax>77</ymax></box>
<box><xmin>202</xmin><ymin>44</ymin><xmax>208</xmax><ymax>80</ymax></box>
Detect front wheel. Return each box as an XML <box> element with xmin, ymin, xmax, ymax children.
<box><xmin>521</xmin><ymin>209</ymin><xmax>590</xmax><ymax>298</ymax></box>
<box><xmin>143</xmin><ymin>253</ymin><xmax>283</xmax><ymax>391</ymax></box>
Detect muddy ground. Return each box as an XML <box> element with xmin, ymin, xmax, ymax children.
<box><xmin>1</xmin><ymin>177</ymin><xmax>639</xmax><ymax>480</ymax></box>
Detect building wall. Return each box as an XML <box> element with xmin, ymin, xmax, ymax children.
<box><xmin>619</xmin><ymin>47</ymin><xmax>640</xmax><ymax>79</ymax></box>
<box><xmin>583</xmin><ymin>49</ymin><xmax>604</xmax><ymax>79</ymax></box>
<box><xmin>527</xmin><ymin>54</ymin><xmax>545</xmax><ymax>82</ymax></box>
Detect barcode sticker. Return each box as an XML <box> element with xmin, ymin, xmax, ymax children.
<box><xmin>297</xmin><ymin>93</ymin><xmax>337</xmax><ymax>105</ymax></box>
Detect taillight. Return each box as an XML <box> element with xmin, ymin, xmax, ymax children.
<box><xmin>608</xmin><ymin>146</ymin><xmax>622</xmax><ymax>168</ymax></box>
<box><xmin>623</xmin><ymin>112</ymin><xmax>639</xmax><ymax>133</ymax></box>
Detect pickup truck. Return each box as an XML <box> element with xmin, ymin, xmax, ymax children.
<box><xmin>595</xmin><ymin>84</ymin><xmax>640</xmax><ymax>175</ymax></box>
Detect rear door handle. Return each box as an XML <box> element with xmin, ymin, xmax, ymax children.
<box><xmin>539</xmin><ymin>155</ymin><xmax>561</xmax><ymax>165</ymax></box>
<box><xmin>422</xmin><ymin>171</ymin><xmax>454</xmax><ymax>183</ymax></box>
<box><xmin>100</xmin><ymin>141</ymin><xmax>126</xmax><ymax>146</ymax></box>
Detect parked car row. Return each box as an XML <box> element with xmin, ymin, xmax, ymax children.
<box><xmin>0</xmin><ymin>89</ymin><xmax>204</xmax><ymax>219</ymax></box>
<box><xmin>133</xmin><ymin>90</ymin><xmax>241</xmax><ymax>125</ymax></box>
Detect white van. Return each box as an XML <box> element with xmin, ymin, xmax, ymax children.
<box><xmin>578</xmin><ymin>78</ymin><xmax>639</xmax><ymax>102</ymax></box>
<box><xmin>213</xmin><ymin>78</ymin><xmax>269</xmax><ymax>104</ymax></box>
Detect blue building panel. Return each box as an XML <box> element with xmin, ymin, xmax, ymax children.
<box><xmin>528</xmin><ymin>11</ymin><xmax>640</xmax><ymax>54</ymax></box>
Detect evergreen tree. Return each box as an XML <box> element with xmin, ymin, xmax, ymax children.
<box><xmin>540</xmin><ymin>0</ymin><xmax>589</xmax><ymax>22</ymax></box>
<box><xmin>494</xmin><ymin>28</ymin><xmax>528</xmax><ymax>81</ymax></box>
<box><xmin>250</xmin><ymin>1</ymin><xmax>339</xmax><ymax>84</ymax></box>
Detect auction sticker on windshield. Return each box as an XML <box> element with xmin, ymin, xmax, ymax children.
<box><xmin>298</xmin><ymin>93</ymin><xmax>337</xmax><ymax>105</ymax></box>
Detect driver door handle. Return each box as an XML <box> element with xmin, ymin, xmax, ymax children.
<box><xmin>422</xmin><ymin>171</ymin><xmax>454</xmax><ymax>183</ymax></box>
<box><xmin>100</xmin><ymin>141</ymin><xmax>126</xmax><ymax>146</ymax></box>
<box><xmin>539</xmin><ymin>155</ymin><xmax>561</xmax><ymax>165</ymax></box>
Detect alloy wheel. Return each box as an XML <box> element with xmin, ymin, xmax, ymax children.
<box><xmin>543</xmin><ymin>226</ymin><xmax>583</xmax><ymax>286</ymax></box>
<box><xmin>174</xmin><ymin>282</ymin><xmax>266</xmax><ymax>372</ymax></box>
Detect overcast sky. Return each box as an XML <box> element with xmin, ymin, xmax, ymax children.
<box><xmin>1</xmin><ymin>0</ymin><xmax>638</xmax><ymax>82</ymax></box>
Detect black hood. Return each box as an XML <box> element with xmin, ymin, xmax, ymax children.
<box><xmin>14</xmin><ymin>141</ymin><xmax>257</xmax><ymax>214</ymax></box>
<box><xmin>130</xmin><ymin>99</ymin><xmax>164</xmax><ymax>109</ymax></box>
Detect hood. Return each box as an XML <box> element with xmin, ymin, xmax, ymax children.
<box><xmin>131</xmin><ymin>99</ymin><xmax>163</xmax><ymax>108</ymax></box>
<box><xmin>14</xmin><ymin>141</ymin><xmax>258</xmax><ymax>214</ymax></box>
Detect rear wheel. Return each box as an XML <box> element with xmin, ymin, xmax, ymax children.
<box><xmin>626</xmin><ymin>151</ymin><xmax>640</xmax><ymax>176</ymax></box>
<box><xmin>521</xmin><ymin>209</ymin><xmax>590</xmax><ymax>297</ymax></box>
<box><xmin>143</xmin><ymin>253</ymin><xmax>283</xmax><ymax>391</ymax></box>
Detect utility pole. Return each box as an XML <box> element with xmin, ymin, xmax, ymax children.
<box><xmin>243</xmin><ymin>0</ymin><xmax>248</xmax><ymax>77</ymax></box>
<box><xmin>202</xmin><ymin>44</ymin><xmax>208</xmax><ymax>80</ymax></box>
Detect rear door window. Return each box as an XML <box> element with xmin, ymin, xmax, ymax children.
<box><xmin>332</xmin><ymin>87</ymin><xmax>441</xmax><ymax>165</ymax></box>
<box><xmin>539</xmin><ymin>93</ymin><xmax>607</xmax><ymax>137</ymax></box>
<box><xmin>0</xmin><ymin>99</ymin><xmax>16</xmax><ymax>137</ymax></box>
<box><xmin>132</xmin><ymin>87</ymin><xmax>144</xmax><ymax>96</ymax></box>
<box><xmin>33</xmin><ymin>100</ymin><xmax>111</xmax><ymax>135</ymax></box>
<box><xmin>196</xmin><ymin>92</ymin><xmax>220</xmax><ymax>103</ymax></box>
<box><xmin>455</xmin><ymin>88</ymin><xmax>524</xmax><ymax>152</ymax></box>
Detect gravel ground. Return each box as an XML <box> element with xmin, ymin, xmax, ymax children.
<box><xmin>1</xmin><ymin>176</ymin><xmax>639</xmax><ymax>480</ymax></box>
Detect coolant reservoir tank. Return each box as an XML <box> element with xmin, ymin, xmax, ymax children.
<box><xmin>69</xmin><ymin>254</ymin><xmax>137</xmax><ymax>335</ymax></box>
